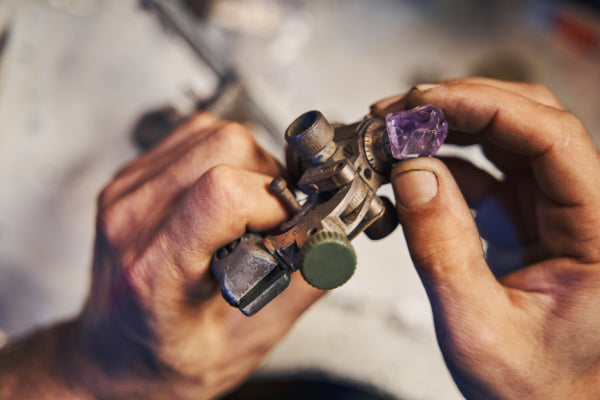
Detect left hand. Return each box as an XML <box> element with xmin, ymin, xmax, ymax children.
<box><xmin>372</xmin><ymin>78</ymin><xmax>600</xmax><ymax>399</ymax></box>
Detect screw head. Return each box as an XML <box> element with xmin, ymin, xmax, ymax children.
<box><xmin>299</xmin><ymin>231</ymin><xmax>356</xmax><ymax>290</ymax></box>
<box><xmin>285</xmin><ymin>111</ymin><xmax>334</xmax><ymax>159</ymax></box>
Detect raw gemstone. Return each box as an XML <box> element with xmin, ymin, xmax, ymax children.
<box><xmin>385</xmin><ymin>105</ymin><xmax>448</xmax><ymax>160</ymax></box>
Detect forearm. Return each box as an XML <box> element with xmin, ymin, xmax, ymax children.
<box><xmin>0</xmin><ymin>317</ymin><xmax>219</xmax><ymax>400</ymax></box>
<box><xmin>0</xmin><ymin>319</ymin><xmax>159</xmax><ymax>399</ymax></box>
<box><xmin>0</xmin><ymin>320</ymin><xmax>93</xmax><ymax>399</ymax></box>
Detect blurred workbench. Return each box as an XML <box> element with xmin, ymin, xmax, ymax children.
<box><xmin>0</xmin><ymin>0</ymin><xmax>598</xmax><ymax>398</ymax></box>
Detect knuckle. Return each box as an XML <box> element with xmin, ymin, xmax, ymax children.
<box><xmin>201</xmin><ymin>164</ymin><xmax>234</xmax><ymax>192</ymax></box>
<box><xmin>113</xmin><ymin>160</ymin><xmax>140</xmax><ymax>180</ymax></box>
<box><xmin>529</xmin><ymin>83</ymin><xmax>561</xmax><ymax>106</ymax></box>
<box><xmin>97</xmin><ymin>186</ymin><xmax>111</xmax><ymax>210</ymax></box>
<box><xmin>554</xmin><ymin>110</ymin><xmax>589</xmax><ymax>148</ymax></box>
<box><xmin>211</xmin><ymin>122</ymin><xmax>256</xmax><ymax>152</ymax></box>
<box><xmin>202</xmin><ymin>164</ymin><xmax>242</xmax><ymax>195</ymax></box>
<box><xmin>187</xmin><ymin>111</ymin><xmax>218</xmax><ymax>126</ymax></box>
<box><xmin>174</xmin><ymin>112</ymin><xmax>220</xmax><ymax>140</ymax></box>
<box><xmin>97</xmin><ymin>182</ymin><xmax>119</xmax><ymax>210</ymax></box>
<box><xmin>557</xmin><ymin>109</ymin><xmax>585</xmax><ymax>132</ymax></box>
<box><xmin>96</xmin><ymin>203</ymin><xmax>124</xmax><ymax>244</ymax></box>
<box><xmin>196</xmin><ymin>165</ymin><xmax>245</xmax><ymax>214</ymax></box>
<box><xmin>96</xmin><ymin>191</ymin><xmax>137</xmax><ymax>246</ymax></box>
<box><xmin>527</xmin><ymin>81</ymin><xmax>550</xmax><ymax>95</ymax></box>
<box><xmin>97</xmin><ymin>176</ymin><xmax>133</xmax><ymax>212</ymax></box>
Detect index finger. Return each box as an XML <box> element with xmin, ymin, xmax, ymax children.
<box><xmin>405</xmin><ymin>82</ymin><xmax>600</xmax><ymax>208</ymax></box>
<box><xmin>370</xmin><ymin>77</ymin><xmax>565</xmax><ymax>118</ymax></box>
<box><xmin>124</xmin><ymin>166</ymin><xmax>293</xmax><ymax>305</ymax></box>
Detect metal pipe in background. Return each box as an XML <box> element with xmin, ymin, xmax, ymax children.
<box><xmin>140</xmin><ymin>0</ymin><xmax>283</xmax><ymax>146</ymax></box>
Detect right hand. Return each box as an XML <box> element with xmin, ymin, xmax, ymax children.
<box><xmin>75</xmin><ymin>113</ymin><xmax>324</xmax><ymax>399</ymax></box>
<box><xmin>373</xmin><ymin>78</ymin><xmax>600</xmax><ymax>399</ymax></box>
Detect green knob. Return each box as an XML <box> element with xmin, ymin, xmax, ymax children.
<box><xmin>299</xmin><ymin>231</ymin><xmax>357</xmax><ymax>290</ymax></box>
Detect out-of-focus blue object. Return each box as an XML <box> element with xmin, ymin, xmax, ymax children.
<box><xmin>474</xmin><ymin>194</ymin><xmax>525</xmax><ymax>277</ymax></box>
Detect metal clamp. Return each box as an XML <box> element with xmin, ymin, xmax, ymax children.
<box><xmin>211</xmin><ymin>110</ymin><xmax>398</xmax><ymax>315</ymax></box>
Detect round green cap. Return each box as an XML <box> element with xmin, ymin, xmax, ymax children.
<box><xmin>299</xmin><ymin>231</ymin><xmax>356</xmax><ymax>290</ymax></box>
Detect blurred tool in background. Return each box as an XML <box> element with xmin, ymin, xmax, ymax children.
<box><xmin>134</xmin><ymin>0</ymin><xmax>282</xmax><ymax>151</ymax></box>
<box><xmin>0</xmin><ymin>1</ymin><xmax>599</xmax><ymax>399</ymax></box>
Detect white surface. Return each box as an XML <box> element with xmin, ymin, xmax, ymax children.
<box><xmin>0</xmin><ymin>0</ymin><xmax>217</xmax><ymax>333</ymax></box>
<box><xmin>1</xmin><ymin>1</ymin><xmax>599</xmax><ymax>399</ymax></box>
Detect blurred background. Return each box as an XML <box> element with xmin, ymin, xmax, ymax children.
<box><xmin>0</xmin><ymin>0</ymin><xmax>599</xmax><ymax>398</ymax></box>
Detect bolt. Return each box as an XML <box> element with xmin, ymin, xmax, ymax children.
<box><xmin>270</xmin><ymin>177</ymin><xmax>302</xmax><ymax>213</ymax></box>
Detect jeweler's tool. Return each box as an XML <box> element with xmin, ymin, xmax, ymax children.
<box><xmin>211</xmin><ymin>105</ymin><xmax>448</xmax><ymax>315</ymax></box>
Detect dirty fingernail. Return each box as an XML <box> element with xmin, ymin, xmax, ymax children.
<box><xmin>414</xmin><ymin>83</ymin><xmax>440</xmax><ymax>92</ymax></box>
<box><xmin>393</xmin><ymin>170</ymin><xmax>438</xmax><ymax>209</ymax></box>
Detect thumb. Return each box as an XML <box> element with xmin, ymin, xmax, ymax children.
<box><xmin>392</xmin><ymin>157</ymin><xmax>502</xmax><ymax>309</ymax></box>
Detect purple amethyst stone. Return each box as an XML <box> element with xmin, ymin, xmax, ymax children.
<box><xmin>385</xmin><ymin>105</ymin><xmax>448</xmax><ymax>160</ymax></box>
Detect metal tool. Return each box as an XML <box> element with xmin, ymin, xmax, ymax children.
<box><xmin>211</xmin><ymin>110</ymin><xmax>400</xmax><ymax>316</ymax></box>
<box><xmin>140</xmin><ymin>0</ymin><xmax>282</xmax><ymax>145</ymax></box>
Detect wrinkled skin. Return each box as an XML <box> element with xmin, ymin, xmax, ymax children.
<box><xmin>0</xmin><ymin>114</ymin><xmax>324</xmax><ymax>399</ymax></box>
<box><xmin>372</xmin><ymin>78</ymin><xmax>600</xmax><ymax>399</ymax></box>
<box><xmin>2</xmin><ymin>77</ymin><xmax>600</xmax><ymax>400</ymax></box>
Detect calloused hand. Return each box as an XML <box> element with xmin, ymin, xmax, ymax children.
<box><xmin>373</xmin><ymin>78</ymin><xmax>600</xmax><ymax>399</ymax></box>
<box><xmin>83</xmin><ymin>113</ymin><xmax>325</xmax><ymax>399</ymax></box>
<box><xmin>0</xmin><ymin>113</ymin><xmax>323</xmax><ymax>399</ymax></box>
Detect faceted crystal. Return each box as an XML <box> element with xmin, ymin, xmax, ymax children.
<box><xmin>385</xmin><ymin>105</ymin><xmax>448</xmax><ymax>160</ymax></box>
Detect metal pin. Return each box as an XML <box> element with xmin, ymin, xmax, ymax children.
<box><xmin>269</xmin><ymin>177</ymin><xmax>302</xmax><ymax>213</ymax></box>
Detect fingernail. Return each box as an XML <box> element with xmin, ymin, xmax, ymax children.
<box><xmin>414</xmin><ymin>83</ymin><xmax>440</xmax><ymax>92</ymax></box>
<box><xmin>370</xmin><ymin>94</ymin><xmax>404</xmax><ymax>111</ymax></box>
<box><xmin>393</xmin><ymin>170</ymin><xmax>438</xmax><ymax>209</ymax></box>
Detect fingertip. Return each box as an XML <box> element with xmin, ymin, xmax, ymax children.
<box><xmin>391</xmin><ymin>157</ymin><xmax>472</xmax><ymax>240</ymax></box>
<box><xmin>393</xmin><ymin>169</ymin><xmax>439</xmax><ymax>209</ymax></box>
<box><xmin>391</xmin><ymin>157</ymin><xmax>450</xmax><ymax>198</ymax></box>
<box><xmin>370</xmin><ymin>94</ymin><xmax>407</xmax><ymax>118</ymax></box>
<box><xmin>371</xmin><ymin>93</ymin><xmax>404</xmax><ymax>109</ymax></box>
